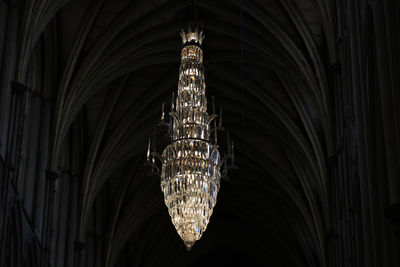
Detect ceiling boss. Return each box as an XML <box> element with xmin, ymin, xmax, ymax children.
<box><xmin>146</xmin><ymin>26</ymin><xmax>235</xmax><ymax>250</ymax></box>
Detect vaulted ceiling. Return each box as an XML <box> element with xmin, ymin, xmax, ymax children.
<box><xmin>32</xmin><ymin>0</ymin><xmax>337</xmax><ymax>266</ymax></box>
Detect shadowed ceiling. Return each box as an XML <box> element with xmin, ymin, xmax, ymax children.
<box><xmin>45</xmin><ymin>0</ymin><xmax>336</xmax><ymax>265</ymax></box>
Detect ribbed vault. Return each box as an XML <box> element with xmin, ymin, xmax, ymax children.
<box><xmin>34</xmin><ymin>0</ymin><xmax>337</xmax><ymax>266</ymax></box>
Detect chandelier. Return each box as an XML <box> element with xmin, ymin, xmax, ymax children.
<box><xmin>146</xmin><ymin>27</ymin><xmax>234</xmax><ymax>250</ymax></box>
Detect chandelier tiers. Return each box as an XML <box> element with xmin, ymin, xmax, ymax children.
<box><xmin>146</xmin><ymin>27</ymin><xmax>235</xmax><ymax>251</ymax></box>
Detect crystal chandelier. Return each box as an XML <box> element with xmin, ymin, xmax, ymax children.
<box><xmin>146</xmin><ymin>27</ymin><xmax>234</xmax><ymax>250</ymax></box>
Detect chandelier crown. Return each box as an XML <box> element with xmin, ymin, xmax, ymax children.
<box><xmin>180</xmin><ymin>26</ymin><xmax>205</xmax><ymax>45</ymax></box>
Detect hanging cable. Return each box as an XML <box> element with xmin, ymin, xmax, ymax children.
<box><xmin>240</xmin><ymin>0</ymin><xmax>245</xmax><ymax>156</ymax></box>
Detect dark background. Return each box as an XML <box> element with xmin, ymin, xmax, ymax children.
<box><xmin>0</xmin><ymin>0</ymin><xmax>399</xmax><ymax>266</ymax></box>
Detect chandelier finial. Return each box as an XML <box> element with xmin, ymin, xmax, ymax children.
<box><xmin>146</xmin><ymin>138</ymin><xmax>151</xmax><ymax>162</ymax></box>
<box><xmin>171</xmin><ymin>92</ymin><xmax>175</xmax><ymax>111</ymax></box>
<box><xmin>161</xmin><ymin>102</ymin><xmax>165</xmax><ymax>121</ymax></box>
